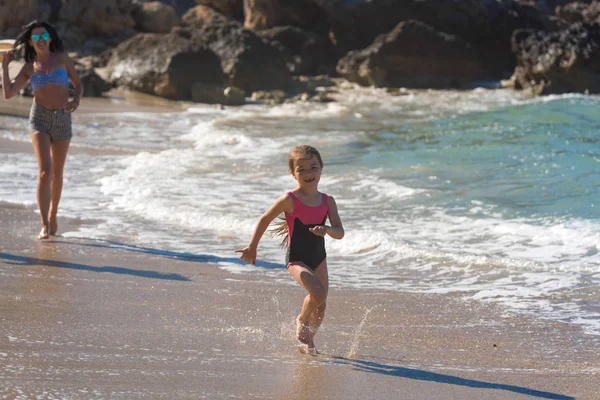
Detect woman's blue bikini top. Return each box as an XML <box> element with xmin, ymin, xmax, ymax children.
<box><xmin>30</xmin><ymin>54</ymin><xmax>69</xmax><ymax>92</ymax></box>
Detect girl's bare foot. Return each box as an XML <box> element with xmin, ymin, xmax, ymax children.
<box><xmin>298</xmin><ymin>342</ymin><xmax>318</xmax><ymax>355</ymax></box>
<box><xmin>296</xmin><ymin>316</ymin><xmax>311</xmax><ymax>345</ymax></box>
<box><xmin>49</xmin><ymin>218</ymin><xmax>58</xmax><ymax>236</ymax></box>
<box><xmin>38</xmin><ymin>226</ymin><xmax>50</xmax><ymax>240</ymax></box>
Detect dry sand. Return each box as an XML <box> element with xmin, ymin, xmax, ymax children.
<box><xmin>1</xmin><ymin>92</ymin><xmax>599</xmax><ymax>399</ymax></box>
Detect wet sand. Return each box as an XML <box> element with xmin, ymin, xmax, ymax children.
<box><xmin>0</xmin><ymin>86</ymin><xmax>190</xmax><ymax>118</ymax></box>
<box><xmin>1</xmin><ymin>93</ymin><xmax>599</xmax><ymax>399</ymax></box>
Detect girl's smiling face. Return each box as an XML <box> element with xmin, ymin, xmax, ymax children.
<box><xmin>292</xmin><ymin>155</ymin><xmax>322</xmax><ymax>188</ymax></box>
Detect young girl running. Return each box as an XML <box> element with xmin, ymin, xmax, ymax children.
<box><xmin>235</xmin><ymin>145</ymin><xmax>344</xmax><ymax>351</ymax></box>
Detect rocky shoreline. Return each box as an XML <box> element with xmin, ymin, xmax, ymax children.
<box><xmin>2</xmin><ymin>0</ymin><xmax>599</xmax><ymax>104</ymax></box>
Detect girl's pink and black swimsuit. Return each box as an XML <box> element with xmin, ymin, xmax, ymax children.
<box><xmin>284</xmin><ymin>191</ymin><xmax>329</xmax><ymax>270</ymax></box>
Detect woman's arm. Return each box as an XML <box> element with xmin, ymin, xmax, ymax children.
<box><xmin>2</xmin><ymin>53</ymin><xmax>31</xmax><ymax>99</ymax></box>
<box><xmin>64</xmin><ymin>53</ymin><xmax>82</xmax><ymax>112</ymax></box>
<box><xmin>235</xmin><ymin>194</ymin><xmax>293</xmax><ymax>264</ymax></box>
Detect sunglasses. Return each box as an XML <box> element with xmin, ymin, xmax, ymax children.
<box><xmin>31</xmin><ymin>32</ymin><xmax>50</xmax><ymax>42</ymax></box>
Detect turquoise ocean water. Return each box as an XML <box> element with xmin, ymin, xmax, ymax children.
<box><xmin>1</xmin><ymin>87</ymin><xmax>599</xmax><ymax>335</ymax></box>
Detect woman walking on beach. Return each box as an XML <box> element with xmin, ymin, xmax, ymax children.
<box><xmin>1</xmin><ymin>20</ymin><xmax>82</xmax><ymax>239</ymax></box>
<box><xmin>235</xmin><ymin>145</ymin><xmax>344</xmax><ymax>351</ymax></box>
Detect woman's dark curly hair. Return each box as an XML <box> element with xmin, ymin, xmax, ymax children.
<box><xmin>14</xmin><ymin>20</ymin><xmax>64</xmax><ymax>63</ymax></box>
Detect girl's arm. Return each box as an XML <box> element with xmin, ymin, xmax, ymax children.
<box><xmin>310</xmin><ymin>195</ymin><xmax>345</xmax><ymax>239</ymax></box>
<box><xmin>2</xmin><ymin>53</ymin><xmax>31</xmax><ymax>99</ymax></box>
<box><xmin>64</xmin><ymin>53</ymin><xmax>82</xmax><ymax>112</ymax></box>
<box><xmin>235</xmin><ymin>194</ymin><xmax>293</xmax><ymax>264</ymax></box>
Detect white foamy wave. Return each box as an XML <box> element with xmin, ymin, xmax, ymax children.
<box><xmin>178</xmin><ymin>120</ymin><xmax>286</xmax><ymax>162</ymax></box>
<box><xmin>0</xmin><ymin>113</ymin><xmax>29</xmax><ymax>142</ymax></box>
<box><xmin>408</xmin><ymin>207</ymin><xmax>600</xmax><ymax>269</ymax></box>
<box><xmin>98</xmin><ymin>148</ymin><xmax>283</xmax><ymax>238</ymax></box>
<box><xmin>350</xmin><ymin>175</ymin><xmax>423</xmax><ymax>201</ymax></box>
<box><xmin>327</xmin><ymin>84</ymin><xmax>534</xmax><ymax>121</ymax></box>
<box><xmin>0</xmin><ymin>132</ymin><xmax>30</xmax><ymax>143</ymax></box>
<box><xmin>0</xmin><ymin>198</ymin><xmax>36</xmax><ymax>209</ymax></box>
<box><xmin>0</xmin><ymin>152</ymin><xmax>38</xmax><ymax>205</ymax></box>
<box><xmin>72</xmin><ymin>111</ymin><xmax>199</xmax><ymax>151</ymax></box>
<box><xmin>530</xmin><ymin>92</ymin><xmax>591</xmax><ymax>103</ymax></box>
<box><xmin>317</xmin><ymin>199</ymin><xmax>600</xmax><ymax>334</ymax></box>
<box><xmin>230</xmin><ymin>101</ymin><xmax>349</xmax><ymax>120</ymax></box>
<box><xmin>186</xmin><ymin>104</ymin><xmax>235</xmax><ymax>116</ymax></box>
<box><xmin>321</xmin><ymin>213</ymin><xmax>600</xmax><ymax>334</ymax></box>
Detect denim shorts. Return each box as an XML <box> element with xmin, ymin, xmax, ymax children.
<box><xmin>29</xmin><ymin>102</ymin><xmax>72</xmax><ymax>142</ymax></box>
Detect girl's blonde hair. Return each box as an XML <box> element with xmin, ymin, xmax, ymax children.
<box><xmin>271</xmin><ymin>145</ymin><xmax>324</xmax><ymax>246</ymax></box>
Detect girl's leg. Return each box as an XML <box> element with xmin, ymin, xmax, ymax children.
<box><xmin>48</xmin><ymin>138</ymin><xmax>71</xmax><ymax>235</ymax></box>
<box><xmin>287</xmin><ymin>262</ymin><xmax>328</xmax><ymax>345</ymax></box>
<box><xmin>308</xmin><ymin>260</ymin><xmax>329</xmax><ymax>342</ymax></box>
<box><xmin>30</xmin><ymin>132</ymin><xmax>52</xmax><ymax>239</ymax></box>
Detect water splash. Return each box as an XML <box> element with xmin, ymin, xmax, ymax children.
<box><xmin>346</xmin><ymin>306</ymin><xmax>376</xmax><ymax>359</ymax></box>
<box><xmin>272</xmin><ymin>292</ymin><xmax>295</xmax><ymax>339</ymax></box>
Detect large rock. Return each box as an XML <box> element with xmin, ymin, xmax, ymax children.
<box><xmin>556</xmin><ymin>1</ymin><xmax>600</xmax><ymax>26</ymax></box>
<box><xmin>59</xmin><ymin>0</ymin><xmax>135</xmax><ymax>36</ymax></box>
<box><xmin>44</xmin><ymin>0</ymin><xmax>63</xmax><ymax>22</ymax></box>
<box><xmin>133</xmin><ymin>0</ymin><xmax>197</xmax><ymax>16</ymax></box>
<box><xmin>182</xmin><ymin>4</ymin><xmax>230</xmax><ymax>29</ymax></box>
<box><xmin>184</xmin><ymin>10</ymin><xmax>292</xmax><ymax>91</ymax></box>
<box><xmin>77</xmin><ymin>66</ymin><xmax>113</xmax><ymax>97</ymax></box>
<box><xmin>323</xmin><ymin>0</ymin><xmax>561</xmax><ymax>79</ymax></box>
<box><xmin>195</xmin><ymin>0</ymin><xmax>243</xmax><ymax>20</ymax></box>
<box><xmin>337</xmin><ymin>20</ymin><xmax>482</xmax><ymax>89</ymax></box>
<box><xmin>508</xmin><ymin>22</ymin><xmax>600</xmax><ymax>94</ymax></box>
<box><xmin>256</xmin><ymin>26</ymin><xmax>337</xmax><ymax>75</ymax></box>
<box><xmin>132</xmin><ymin>1</ymin><xmax>180</xmax><ymax>33</ymax></box>
<box><xmin>325</xmin><ymin>0</ymin><xmax>556</xmax><ymax>49</ymax></box>
<box><xmin>106</xmin><ymin>28</ymin><xmax>225</xmax><ymax>100</ymax></box>
<box><xmin>0</xmin><ymin>0</ymin><xmax>50</xmax><ymax>37</ymax></box>
<box><xmin>52</xmin><ymin>21</ymin><xmax>137</xmax><ymax>56</ymax></box>
<box><xmin>243</xmin><ymin>0</ymin><xmax>329</xmax><ymax>35</ymax></box>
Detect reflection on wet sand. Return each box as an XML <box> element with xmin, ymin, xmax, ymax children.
<box><xmin>279</xmin><ymin>355</ymin><xmax>330</xmax><ymax>400</ymax></box>
<box><xmin>20</xmin><ymin>242</ymin><xmax>68</xmax><ymax>303</ymax></box>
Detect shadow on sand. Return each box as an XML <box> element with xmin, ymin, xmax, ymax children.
<box><xmin>0</xmin><ymin>251</ymin><xmax>191</xmax><ymax>281</ymax></box>
<box><xmin>0</xmin><ymin>237</ymin><xmax>283</xmax><ymax>282</ymax></box>
<box><xmin>329</xmin><ymin>356</ymin><xmax>574</xmax><ymax>400</ymax></box>
<box><xmin>51</xmin><ymin>237</ymin><xmax>285</xmax><ymax>270</ymax></box>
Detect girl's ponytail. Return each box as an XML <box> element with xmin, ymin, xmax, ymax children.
<box><xmin>269</xmin><ymin>215</ymin><xmax>289</xmax><ymax>247</ymax></box>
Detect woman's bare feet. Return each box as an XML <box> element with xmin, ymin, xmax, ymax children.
<box><xmin>49</xmin><ymin>218</ymin><xmax>58</xmax><ymax>236</ymax></box>
<box><xmin>38</xmin><ymin>225</ymin><xmax>50</xmax><ymax>240</ymax></box>
<box><xmin>296</xmin><ymin>316</ymin><xmax>311</xmax><ymax>345</ymax></box>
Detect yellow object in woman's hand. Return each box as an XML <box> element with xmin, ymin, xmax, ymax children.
<box><xmin>0</xmin><ymin>39</ymin><xmax>15</xmax><ymax>63</ymax></box>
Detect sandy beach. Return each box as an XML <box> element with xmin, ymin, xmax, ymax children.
<box><xmin>1</xmin><ymin>205</ymin><xmax>599</xmax><ymax>399</ymax></box>
<box><xmin>1</xmin><ymin>93</ymin><xmax>599</xmax><ymax>399</ymax></box>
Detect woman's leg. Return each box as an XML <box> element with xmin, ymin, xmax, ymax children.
<box><xmin>287</xmin><ymin>262</ymin><xmax>328</xmax><ymax>345</ymax></box>
<box><xmin>30</xmin><ymin>131</ymin><xmax>52</xmax><ymax>239</ymax></box>
<box><xmin>48</xmin><ymin>138</ymin><xmax>71</xmax><ymax>235</ymax></box>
